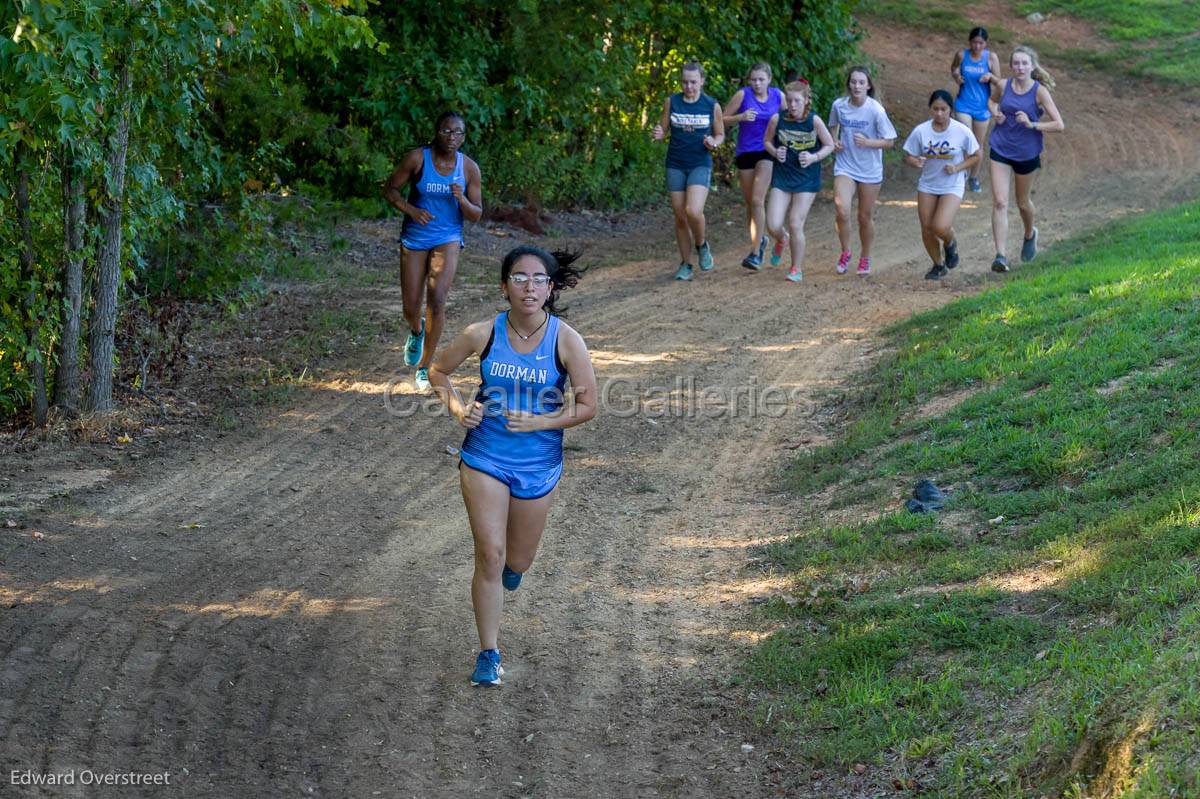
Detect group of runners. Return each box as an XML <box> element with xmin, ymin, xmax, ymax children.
<box><xmin>379</xmin><ymin>28</ymin><xmax>1064</xmax><ymax>687</ymax></box>
<box><xmin>658</xmin><ymin>29</ymin><xmax>1063</xmax><ymax>283</ymax></box>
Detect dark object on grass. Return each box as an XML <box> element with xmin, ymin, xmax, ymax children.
<box><xmin>905</xmin><ymin>479</ymin><xmax>945</xmax><ymax>513</ymax></box>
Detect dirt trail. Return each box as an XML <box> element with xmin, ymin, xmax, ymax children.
<box><xmin>4</xmin><ymin>21</ymin><xmax>1200</xmax><ymax>799</ymax></box>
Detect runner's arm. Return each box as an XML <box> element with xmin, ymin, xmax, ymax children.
<box><xmin>708</xmin><ymin>103</ymin><xmax>726</xmax><ymax>148</ymax></box>
<box><xmin>762</xmin><ymin>113</ymin><xmax>781</xmax><ymax>157</ymax></box>
<box><xmin>955</xmin><ymin>149</ymin><xmax>982</xmax><ymax>173</ymax></box>
<box><xmin>382</xmin><ymin>149</ymin><xmax>426</xmax><ymax>220</ymax></box>
<box><xmin>722</xmin><ymin>89</ymin><xmax>747</xmax><ymax>123</ymax></box>
<box><xmin>812</xmin><ymin>115</ymin><xmax>836</xmax><ymax>161</ymax></box>
<box><xmin>1034</xmin><ymin>86</ymin><xmax>1065</xmax><ymax>132</ymax></box>
<box><xmin>429</xmin><ymin>321</ymin><xmax>491</xmax><ymax>424</ymax></box>
<box><xmin>451</xmin><ymin>157</ymin><xmax>484</xmax><ymax>222</ymax></box>
<box><xmin>653</xmin><ymin>98</ymin><xmax>671</xmax><ymax>141</ymax></box>
<box><xmin>950</xmin><ymin>50</ymin><xmax>964</xmax><ymax>84</ymax></box>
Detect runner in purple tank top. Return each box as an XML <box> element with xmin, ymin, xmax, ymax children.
<box><xmin>986</xmin><ymin>46</ymin><xmax>1064</xmax><ymax>273</ymax></box>
<box><xmin>724</xmin><ymin>62</ymin><xmax>784</xmax><ymax>269</ymax></box>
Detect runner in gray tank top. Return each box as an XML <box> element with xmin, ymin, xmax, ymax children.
<box><xmin>986</xmin><ymin>45</ymin><xmax>1064</xmax><ymax>273</ymax></box>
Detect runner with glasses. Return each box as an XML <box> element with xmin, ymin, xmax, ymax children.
<box><xmin>428</xmin><ymin>245</ymin><xmax>597</xmax><ymax>687</ymax></box>
<box><xmin>383</xmin><ymin>111</ymin><xmax>483</xmax><ymax>389</ymax></box>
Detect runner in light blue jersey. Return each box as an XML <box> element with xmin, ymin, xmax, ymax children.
<box><xmin>429</xmin><ymin>246</ymin><xmax>597</xmax><ymax>687</ymax></box>
<box><xmin>950</xmin><ymin>27</ymin><xmax>1001</xmax><ymax>193</ymax></box>
<box><xmin>383</xmin><ymin>111</ymin><xmax>483</xmax><ymax>390</ymax></box>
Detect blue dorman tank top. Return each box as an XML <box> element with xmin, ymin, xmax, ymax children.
<box><xmin>400</xmin><ymin>148</ymin><xmax>465</xmax><ymax>251</ymax></box>
<box><xmin>461</xmin><ymin>312</ymin><xmax>568</xmax><ymax>470</ymax></box>
<box><xmin>955</xmin><ymin>48</ymin><xmax>991</xmax><ymax>114</ymax></box>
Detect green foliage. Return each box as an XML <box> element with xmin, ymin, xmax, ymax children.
<box><xmin>219</xmin><ymin>0</ymin><xmax>860</xmax><ymax>206</ymax></box>
<box><xmin>0</xmin><ymin>0</ymin><xmax>377</xmax><ymax>418</ymax></box>
<box><xmin>752</xmin><ymin>202</ymin><xmax>1200</xmax><ymax>794</ymax></box>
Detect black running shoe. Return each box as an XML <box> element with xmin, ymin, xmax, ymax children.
<box><xmin>991</xmin><ymin>254</ymin><xmax>1009</xmax><ymax>273</ymax></box>
<box><xmin>944</xmin><ymin>240</ymin><xmax>959</xmax><ymax>270</ymax></box>
<box><xmin>925</xmin><ymin>263</ymin><xmax>949</xmax><ymax>280</ymax></box>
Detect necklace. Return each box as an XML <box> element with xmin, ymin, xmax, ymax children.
<box><xmin>507</xmin><ymin>311</ymin><xmax>548</xmax><ymax>341</ymax></box>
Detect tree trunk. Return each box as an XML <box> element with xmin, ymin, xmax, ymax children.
<box><xmin>86</xmin><ymin>63</ymin><xmax>132</xmax><ymax>413</ymax></box>
<box><xmin>54</xmin><ymin>148</ymin><xmax>86</xmax><ymax>413</ymax></box>
<box><xmin>15</xmin><ymin>141</ymin><xmax>49</xmax><ymax>426</ymax></box>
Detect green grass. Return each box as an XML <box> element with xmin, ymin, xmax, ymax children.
<box><xmin>1019</xmin><ymin>0</ymin><xmax>1200</xmax><ymax>85</ymax></box>
<box><xmin>748</xmin><ymin>202</ymin><xmax>1200</xmax><ymax>796</ymax></box>
<box><xmin>864</xmin><ymin>0</ymin><xmax>1200</xmax><ymax>88</ymax></box>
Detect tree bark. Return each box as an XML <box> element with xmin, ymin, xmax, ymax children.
<box><xmin>15</xmin><ymin>140</ymin><xmax>49</xmax><ymax>425</ymax></box>
<box><xmin>54</xmin><ymin>148</ymin><xmax>85</xmax><ymax>413</ymax></box>
<box><xmin>86</xmin><ymin>62</ymin><xmax>132</xmax><ymax>412</ymax></box>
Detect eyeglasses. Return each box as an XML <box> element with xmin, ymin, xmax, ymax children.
<box><xmin>439</xmin><ymin>128</ymin><xmax>466</xmax><ymax>137</ymax></box>
<box><xmin>507</xmin><ymin>274</ymin><xmax>551</xmax><ymax>287</ymax></box>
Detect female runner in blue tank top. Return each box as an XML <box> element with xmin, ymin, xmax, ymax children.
<box><xmin>429</xmin><ymin>246</ymin><xmax>597</xmax><ymax>687</ymax></box>
<box><xmin>986</xmin><ymin>46</ymin><xmax>1064</xmax><ymax>273</ymax></box>
<box><xmin>950</xmin><ymin>27</ymin><xmax>1001</xmax><ymax>194</ymax></box>
<box><xmin>653</xmin><ymin>62</ymin><xmax>725</xmax><ymax>281</ymax></box>
<box><xmin>383</xmin><ymin>111</ymin><xmax>483</xmax><ymax>390</ymax></box>
<box><xmin>723</xmin><ymin>62</ymin><xmax>784</xmax><ymax>269</ymax></box>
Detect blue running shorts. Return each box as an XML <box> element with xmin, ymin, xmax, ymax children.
<box><xmin>460</xmin><ymin>453</ymin><xmax>562</xmax><ymax>500</ymax></box>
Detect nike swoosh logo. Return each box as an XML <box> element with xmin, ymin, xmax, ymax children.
<box><xmin>535</xmin><ymin>354</ymin><xmax>550</xmax><ymax>361</ymax></box>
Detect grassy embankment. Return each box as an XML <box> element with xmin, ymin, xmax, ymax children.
<box><xmin>749</xmin><ymin>202</ymin><xmax>1200</xmax><ymax>796</ymax></box>
<box><xmin>867</xmin><ymin>0</ymin><xmax>1200</xmax><ymax>87</ymax></box>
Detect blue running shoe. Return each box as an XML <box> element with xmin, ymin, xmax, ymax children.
<box><xmin>674</xmin><ymin>262</ymin><xmax>694</xmax><ymax>281</ymax></box>
<box><xmin>697</xmin><ymin>241</ymin><xmax>714</xmax><ymax>271</ymax></box>
<box><xmin>470</xmin><ymin>649</ymin><xmax>504</xmax><ymax>686</ymax></box>
<box><xmin>502</xmin><ymin>564</ymin><xmax>523</xmax><ymax>591</ymax></box>
<box><xmin>741</xmin><ymin>252</ymin><xmax>762</xmax><ymax>270</ymax></box>
<box><xmin>414</xmin><ymin>367</ymin><xmax>430</xmax><ymax>390</ymax></box>
<box><xmin>403</xmin><ymin>321</ymin><xmax>425</xmax><ymax>367</ymax></box>
<box><xmin>1021</xmin><ymin>227</ymin><xmax>1039</xmax><ymax>263</ymax></box>
<box><xmin>770</xmin><ymin>236</ymin><xmax>786</xmax><ymax>267</ymax></box>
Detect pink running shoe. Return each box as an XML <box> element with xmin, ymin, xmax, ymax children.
<box><xmin>857</xmin><ymin>256</ymin><xmax>871</xmax><ymax>276</ymax></box>
<box><xmin>836</xmin><ymin>251</ymin><xmax>852</xmax><ymax>274</ymax></box>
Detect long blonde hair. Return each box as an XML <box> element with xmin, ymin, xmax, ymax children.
<box><xmin>1012</xmin><ymin>45</ymin><xmax>1055</xmax><ymax>89</ymax></box>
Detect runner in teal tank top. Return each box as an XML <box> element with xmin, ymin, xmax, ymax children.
<box><xmin>761</xmin><ymin>80</ymin><xmax>835</xmax><ymax>282</ymax></box>
<box><xmin>949</xmin><ymin>27</ymin><xmax>1001</xmax><ymax>193</ymax></box>
<box><xmin>429</xmin><ymin>246</ymin><xmax>597</xmax><ymax>688</ymax></box>
<box><xmin>383</xmin><ymin>111</ymin><xmax>483</xmax><ymax>391</ymax></box>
